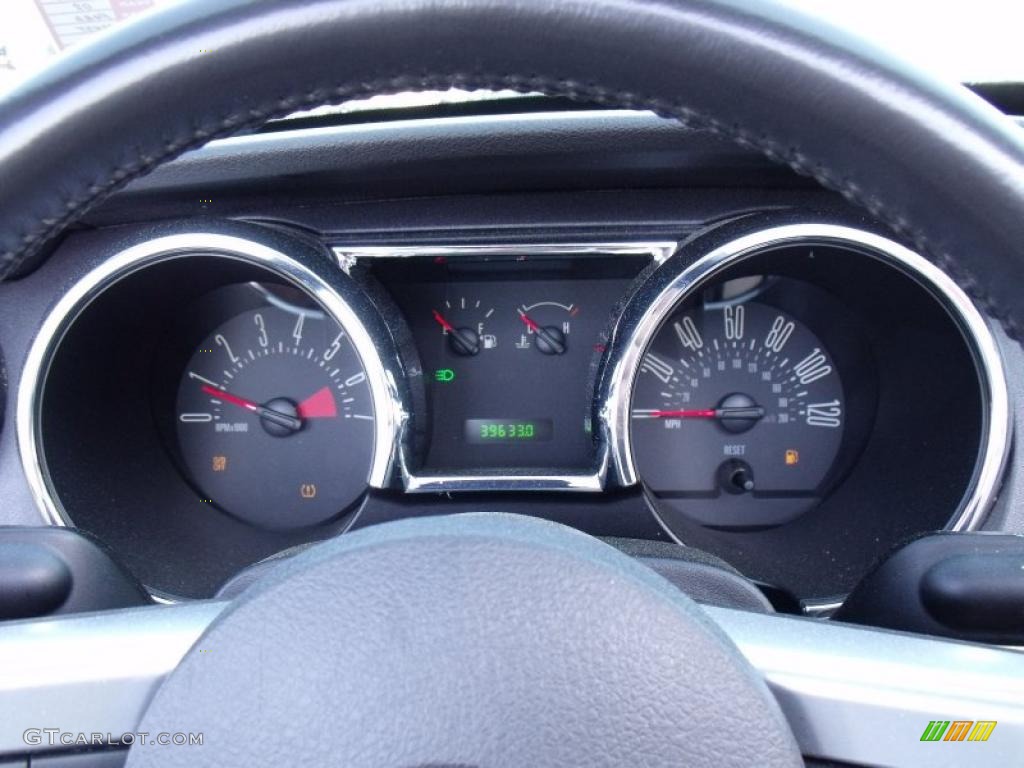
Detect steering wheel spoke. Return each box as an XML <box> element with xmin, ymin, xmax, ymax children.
<box><xmin>0</xmin><ymin>551</ymin><xmax>1022</xmax><ymax>766</ymax></box>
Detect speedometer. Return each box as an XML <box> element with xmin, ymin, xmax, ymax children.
<box><xmin>631</xmin><ymin>300</ymin><xmax>844</xmax><ymax>527</ymax></box>
<box><xmin>602</xmin><ymin>221</ymin><xmax>1007</xmax><ymax>599</ymax></box>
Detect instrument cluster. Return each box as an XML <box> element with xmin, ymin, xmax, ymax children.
<box><xmin>19</xmin><ymin>215</ymin><xmax>1009</xmax><ymax>602</ymax></box>
<box><xmin>371</xmin><ymin>250</ymin><xmax>647</xmax><ymax>480</ymax></box>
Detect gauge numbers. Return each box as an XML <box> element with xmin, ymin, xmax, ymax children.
<box><xmin>631</xmin><ymin>301</ymin><xmax>844</xmax><ymax>521</ymax></box>
<box><xmin>176</xmin><ymin>302</ymin><xmax>374</xmax><ymax>530</ymax></box>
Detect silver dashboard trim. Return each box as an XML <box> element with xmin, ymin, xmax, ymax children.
<box><xmin>800</xmin><ymin>598</ymin><xmax>844</xmax><ymax>617</ymax></box>
<box><xmin>2</xmin><ymin>599</ymin><xmax>1022</xmax><ymax>765</ymax></box>
<box><xmin>403</xmin><ymin>469</ymin><xmax>606</xmax><ymax>494</ymax></box>
<box><xmin>18</xmin><ymin>232</ymin><xmax>407</xmax><ymax>527</ymax></box>
<box><xmin>334</xmin><ymin>241</ymin><xmax>677</xmax><ymax>493</ymax></box>
<box><xmin>333</xmin><ymin>241</ymin><xmax>679</xmax><ymax>266</ymax></box>
<box><xmin>603</xmin><ymin>224</ymin><xmax>1011</xmax><ymax>535</ymax></box>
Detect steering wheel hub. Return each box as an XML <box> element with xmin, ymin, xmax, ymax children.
<box><xmin>127</xmin><ymin>515</ymin><xmax>799</xmax><ymax>767</ymax></box>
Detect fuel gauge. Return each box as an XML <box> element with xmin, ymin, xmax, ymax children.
<box><xmin>431</xmin><ymin>296</ymin><xmax>497</xmax><ymax>356</ymax></box>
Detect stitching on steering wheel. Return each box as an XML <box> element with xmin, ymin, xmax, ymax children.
<box><xmin>3</xmin><ymin>71</ymin><xmax>1017</xmax><ymax>340</ymax></box>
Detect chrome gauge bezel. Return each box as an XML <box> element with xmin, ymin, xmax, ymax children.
<box><xmin>18</xmin><ymin>232</ymin><xmax>408</xmax><ymax>527</ymax></box>
<box><xmin>600</xmin><ymin>223</ymin><xmax>1011</xmax><ymax>536</ymax></box>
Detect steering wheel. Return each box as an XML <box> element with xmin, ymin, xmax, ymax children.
<box><xmin>2</xmin><ymin>1</ymin><xmax>1023</xmax><ymax>766</ymax></box>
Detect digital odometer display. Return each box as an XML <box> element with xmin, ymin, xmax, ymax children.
<box><xmin>465</xmin><ymin>419</ymin><xmax>554</xmax><ymax>443</ymax></box>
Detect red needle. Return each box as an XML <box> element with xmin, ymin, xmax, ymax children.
<box><xmin>648</xmin><ymin>409</ymin><xmax>717</xmax><ymax>418</ymax></box>
<box><xmin>297</xmin><ymin>386</ymin><xmax>337</xmax><ymax>419</ymax></box>
<box><xmin>202</xmin><ymin>384</ymin><xmax>258</xmax><ymax>412</ymax></box>
<box><xmin>432</xmin><ymin>310</ymin><xmax>456</xmax><ymax>333</ymax></box>
<box><xmin>201</xmin><ymin>384</ymin><xmax>303</xmax><ymax>431</ymax></box>
<box><xmin>517</xmin><ymin>310</ymin><xmax>541</xmax><ymax>333</ymax></box>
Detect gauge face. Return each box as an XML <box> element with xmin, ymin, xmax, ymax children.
<box><xmin>175</xmin><ymin>301</ymin><xmax>375</xmax><ymax>530</ymax></box>
<box><xmin>431</xmin><ymin>295</ymin><xmax>497</xmax><ymax>356</ymax></box>
<box><xmin>631</xmin><ymin>300</ymin><xmax>844</xmax><ymax>527</ymax></box>
<box><xmin>516</xmin><ymin>301</ymin><xmax>576</xmax><ymax>355</ymax></box>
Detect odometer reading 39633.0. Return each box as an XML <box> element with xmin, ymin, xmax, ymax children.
<box><xmin>175</xmin><ymin>299</ymin><xmax>375</xmax><ymax>530</ymax></box>
<box><xmin>464</xmin><ymin>419</ymin><xmax>554</xmax><ymax>444</ymax></box>
<box><xmin>631</xmin><ymin>300</ymin><xmax>844</xmax><ymax>526</ymax></box>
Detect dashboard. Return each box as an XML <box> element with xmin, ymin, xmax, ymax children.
<box><xmin>0</xmin><ymin>110</ymin><xmax>1014</xmax><ymax>611</ymax></box>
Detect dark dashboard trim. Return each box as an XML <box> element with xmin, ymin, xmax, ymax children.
<box><xmin>105</xmin><ymin>109</ymin><xmax>1021</xmax><ymax>208</ymax></box>
<box><xmin>82</xmin><ymin>109</ymin><xmax>807</xmax><ymax>228</ymax></box>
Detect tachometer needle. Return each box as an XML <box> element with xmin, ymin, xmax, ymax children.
<box><xmin>201</xmin><ymin>385</ymin><xmax>303</xmax><ymax>430</ymax></box>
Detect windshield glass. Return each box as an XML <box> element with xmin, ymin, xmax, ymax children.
<box><xmin>2</xmin><ymin>0</ymin><xmax>1023</xmax><ymax>99</ymax></box>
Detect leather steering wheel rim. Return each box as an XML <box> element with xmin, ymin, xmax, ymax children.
<box><xmin>1</xmin><ymin>0</ymin><xmax>1023</xmax><ymax>342</ymax></box>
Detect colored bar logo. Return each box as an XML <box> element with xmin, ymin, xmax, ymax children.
<box><xmin>920</xmin><ymin>720</ymin><xmax>997</xmax><ymax>742</ymax></box>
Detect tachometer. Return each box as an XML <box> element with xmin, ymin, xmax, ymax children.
<box><xmin>175</xmin><ymin>299</ymin><xmax>374</xmax><ymax>530</ymax></box>
<box><xmin>631</xmin><ymin>300</ymin><xmax>844</xmax><ymax>527</ymax></box>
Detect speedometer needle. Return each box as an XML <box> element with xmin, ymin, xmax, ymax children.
<box><xmin>640</xmin><ymin>407</ymin><xmax>766</xmax><ymax>420</ymax></box>
<box><xmin>645</xmin><ymin>409</ymin><xmax>717</xmax><ymax>418</ymax></box>
<box><xmin>201</xmin><ymin>385</ymin><xmax>303</xmax><ymax>431</ymax></box>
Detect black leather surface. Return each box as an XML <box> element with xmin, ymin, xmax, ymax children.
<box><xmin>102</xmin><ymin>112</ymin><xmax>805</xmax><ymax>207</ymax></box>
<box><xmin>1</xmin><ymin>0</ymin><xmax>1023</xmax><ymax>339</ymax></box>
<box><xmin>128</xmin><ymin>514</ymin><xmax>801</xmax><ymax>767</ymax></box>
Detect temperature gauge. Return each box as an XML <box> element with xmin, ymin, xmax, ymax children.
<box><xmin>516</xmin><ymin>301</ymin><xmax>579</xmax><ymax>355</ymax></box>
